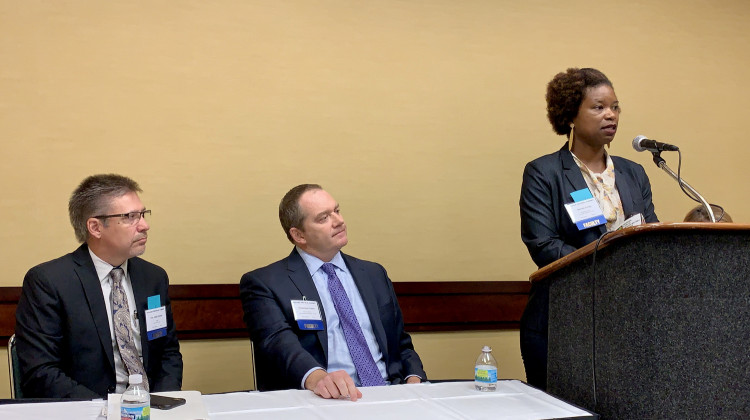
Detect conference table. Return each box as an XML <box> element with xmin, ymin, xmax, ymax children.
<box><xmin>0</xmin><ymin>380</ymin><xmax>598</xmax><ymax>419</ymax></box>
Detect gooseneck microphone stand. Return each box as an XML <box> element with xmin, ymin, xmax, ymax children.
<box><xmin>651</xmin><ymin>152</ymin><xmax>716</xmax><ymax>223</ymax></box>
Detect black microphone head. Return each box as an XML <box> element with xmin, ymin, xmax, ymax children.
<box><xmin>632</xmin><ymin>135</ymin><xmax>649</xmax><ymax>152</ymax></box>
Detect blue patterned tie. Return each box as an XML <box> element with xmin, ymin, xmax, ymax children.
<box><xmin>111</xmin><ymin>267</ymin><xmax>149</xmax><ymax>391</ymax></box>
<box><xmin>321</xmin><ymin>263</ymin><xmax>386</xmax><ymax>387</ymax></box>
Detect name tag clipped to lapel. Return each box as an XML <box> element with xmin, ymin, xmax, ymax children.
<box><xmin>145</xmin><ymin>294</ymin><xmax>168</xmax><ymax>340</ymax></box>
<box><xmin>565</xmin><ymin>188</ymin><xmax>607</xmax><ymax>230</ymax></box>
<box><xmin>291</xmin><ymin>298</ymin><xmax>324</xmax><ymax>331</ymax></box>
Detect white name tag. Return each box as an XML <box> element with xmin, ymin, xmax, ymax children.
<box><xmin>291</xmin><ymin>299</ymin><xmax>324</xmax><ymax>330</ymax></box>
<box><xmin>145</xmin><ymin>306</ymin><xmax>167</xmax><ymax>340</ymax></box>
<box><xmin>565</xmin><ymin>198</ymin><xmax>607</xmax><ymax>230</ymax></box>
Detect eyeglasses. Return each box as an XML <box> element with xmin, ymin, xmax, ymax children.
<box><xmin>94</xmin><ymin>210</ymin><xmax>151</xmax><ymax>225</ymax></box>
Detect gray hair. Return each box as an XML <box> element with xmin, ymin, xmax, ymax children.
<box><xmin>68</xmin><ymin>174</ymin><xmax>142</xmax><ymax>243</ymax></box>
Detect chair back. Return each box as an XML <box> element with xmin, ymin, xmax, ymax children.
<box><xmin>8</xmin><ymin>333</ymin><xmax>23</xmax><ymax>398</ymax></box>
<box><xmin>250</xmin><ymin>341</ymin><xmax>258</xmax><ymax>391</ymax></box>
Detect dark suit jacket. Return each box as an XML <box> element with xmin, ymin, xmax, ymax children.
<box><xmin>520</xmin><ymin>144</ymin><xmax>659</xmax><ymax>269</ymax></box>
<box><xmin>240</xmin><ymin>248</ymin><xmax>426</xmax><ymax>391</ymax></box>
<box><xmin>519</xmin><ymin>144</ymin><xmax>658</xmax><ymax>336</ymax></box>
<box><xmin>14</xmin><ymin>244</ymin><xmax>183</xmax><ymax>398</ymax></box>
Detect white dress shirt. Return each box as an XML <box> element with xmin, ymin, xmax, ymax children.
<box><xmin>89</xmin><ymin>249</ymin><xmax>143</xmax><ymax>394</ymax></box>
<box><xmin>297</xmin><ymin>247</ymin><xmax>387</xmax><ymax>387</ymax></box>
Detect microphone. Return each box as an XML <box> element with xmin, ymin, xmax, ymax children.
<box><xmin>632</xmin><ymin>135</ymin><xmax>679</xmax><ymax>152</ymax></box>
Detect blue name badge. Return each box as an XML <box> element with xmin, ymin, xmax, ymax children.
<box><xmin>565</xmin><ymin>188</ymin><xmax>607</xmax><ymax>231</ymax></box>
<box><xmin>291</xmin><ymin>299</ymin><xmax>324</xmax><ymax>331</ymax></box>
<box><xmin>145</xmin><ymin>295</ymin><xmax>168</xmax><ymax>340</ymax></box>
<box><xmin>570</xmin><ymin>188</ymin><xmax>593</xmax><ymax>203</ymax></box>
<box><xmin>297</xmin><ymin>320</ymin><xmax>324</xmax><ymax>330</ymax></box>
<box><xmin>147</xmin><ymin>295</ymin><xmax>160</xmax><ymax>310</ymax></box>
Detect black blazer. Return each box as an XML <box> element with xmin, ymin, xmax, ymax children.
<box><xmin>240</xmin><ymin>248</ymin><xmax>426</xmax><ymax>391</ymax></box>
<box><xmin>520</xmin><ymin>144</ymin><xmax>658</xmax><ymax>269</ymax></box>
<box><xmin>15</xmin><ymin>244</ymin><xmax>183</xmax><ymax>398</ymax></box>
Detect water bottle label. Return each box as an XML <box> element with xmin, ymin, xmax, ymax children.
<box><xmin>121</xmin><ymin>405</ymin><xmax>150</xmax><ymax>420</ymax></box>
<box><xmin>474</xmin><ymin>367</ymin><xmax>497</xmax><ymax>383</ymax></box>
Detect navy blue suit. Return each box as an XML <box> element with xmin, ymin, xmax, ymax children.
<box><xmin>240</xmin><ymin>248</ymin><xmax>425</xmax><ymax>391</ymax></box>
<box><xmin>15</xmin><ymin>244</ymin><xmax>183</xmax><ymax>398</ymax></box>
<box><xmin>519</xmin><ymin>144</ymin><xmax>658</xmax><ymax>389</ymax></box>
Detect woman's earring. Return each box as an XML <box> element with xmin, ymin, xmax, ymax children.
<box><xmin>568</xmin><ymin>123</ymin><xmax>575</xmax><ymax>151</ymax></box>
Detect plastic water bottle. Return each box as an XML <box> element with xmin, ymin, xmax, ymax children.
<box><xmin>121</xmin><ymin>374</ymin><xmax>150</xmax><ymax>420</ymax></box>
<box><xmin>474</xmin><ymin>345</ymin><xmax>498</xmax><ymax>391</ymax></box>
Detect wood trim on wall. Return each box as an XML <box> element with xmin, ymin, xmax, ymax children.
<box><xmin>0</xmin><ymin>288</ymin><xmax>21</xmax><ymax>347</ymax></box>
<box><xmin>394</xmin><ymin>282</ymin><xmax>530</xmax><ymax>332</ymax></box>
<box><xmin>0</xmin><ymin>281</ymin><xmax>530</xmax><ymax>345</ymax></box>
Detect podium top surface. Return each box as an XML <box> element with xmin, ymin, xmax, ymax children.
<box><xmin>529</xmin><ymin>222</ymin><xmax>750</xmax><ymax>283</ymax></box>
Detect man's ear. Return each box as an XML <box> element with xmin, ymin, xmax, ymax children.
<box><xmin>290</xmin><ymin>227</ymin><xmax>306</xmax><ymax>245</ymax></box>
<box><xmin>87</xmin><ymin>218</ymin><xmax>104</xmax><ymax>239</ymax></box>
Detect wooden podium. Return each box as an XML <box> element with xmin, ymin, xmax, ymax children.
<box><xmin>530</xmin><ymin>223</ymin><xmax>750</xmax><ymax>419</ymax></box>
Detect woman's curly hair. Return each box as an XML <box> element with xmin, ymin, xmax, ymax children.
<box><xmin>546</xmin><ymin>68</ymin><xmax>613</xmax><ymax>136</ymax></box>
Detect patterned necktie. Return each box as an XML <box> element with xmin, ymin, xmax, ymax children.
<box><xmin>110</xmin><ymin>267</ymin><xmax>149</xmax><ymax>391</ymax></box>
<box><xmin>321</xmin><ymin>263</ymin><xmax>386</xmax><ymax>387</ymax></box>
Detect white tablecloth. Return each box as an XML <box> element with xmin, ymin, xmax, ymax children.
<box><xmin>0</xmin><ymin>399</ymin><xmax>104</xmax><ymax>420</ymax></box>
<box><xmin>203</xmin><ymin>380</ymin><xmax>594</xmax><ymax>420</ymax></box>
<box><xmin>0</xmin><ymin>380</ymin><xmax>595</xmax><ymax>420</ymax></box>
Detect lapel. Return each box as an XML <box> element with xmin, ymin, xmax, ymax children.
<box><xmin>613</xmin><ymin>159</ymin><xmax>636</xmax><ymax>218</ymax></box>
<box><xmin>285</xmin><ymin>249</ymin><xmax>328</xmax><ymax>359</ymax></box>
<box><xmin>128</xmin><ymin>258</ymin><xmax>150</xmax><ymax>370</ymax></box>
<box><xmin>560</xmin><ymin>144</ymin><xmax>589</xmax><ymax>195</ymax></box>
<box><xmin>73</xmin><ymin>244</ymin><xmax>115</xmax><ymax>372</ymax></box>
<box><xmin>341</xmin><ymin>253</ymin><xmax>388</xmax><ymax>359</ymax></box>
<box><xmin>560</xmin><ymin>145</ymin><xmax>607</xmax><ymax>236</ymax></box>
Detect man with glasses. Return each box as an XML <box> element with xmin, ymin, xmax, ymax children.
<box><xmin>15</xmin><ymin>174</ymin><xmax>183</xmax><ymax>398</ymax></box>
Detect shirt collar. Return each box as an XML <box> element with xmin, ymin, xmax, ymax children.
<box><xmin>570</xmin><ymin>149</ymin><xmax>615</xmax><ymax>177</ymax></box>
<box><xmin>88</xmin><ymin>248</ymin><xmax>129</xmax><ymax>284</ymax></box>
<box><xmin>296</xmin><ymin>246</ymin><xmax>345</xmax><ymax>276</ymax></box>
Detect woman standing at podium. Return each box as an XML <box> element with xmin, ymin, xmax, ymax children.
<box><xmin>519</xmin><ymin>68</ymin><xmax>658</xmax><ymax>390</ymax></box>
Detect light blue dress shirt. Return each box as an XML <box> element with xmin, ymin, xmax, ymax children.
<box><xmin>297</xmin><ymin>247</ymin><xmax>387</xmax><ymax>387</ymax></box>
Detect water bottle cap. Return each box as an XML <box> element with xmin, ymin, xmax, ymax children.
<box><xmin>128</xmin><ymin>374</ymin><xmax>143</xmax><ymax>384</ymax></box>
<box><xmin>482</xmin><ymin>345</ymin><xmax>492</xmax><ymax>352</ymax></box>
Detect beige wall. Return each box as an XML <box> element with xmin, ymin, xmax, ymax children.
<box><xmin>1</xmin><ymin>332</ymin><xmax>523</xmax><ymax>399</ymax></box>
<box><xmin>0</xmin><ymin>349</ymin><xmax>7</xmax><ymax>398</ymax></box>
<box><xmin>177</xmin><ymin>331</ymin><xmax>524</xmax><ymax>395</ymax></box>
<box><xmin>1</xmin><ymin>0</ymin><xmax>749</xmax><ymax>399</ymax></box>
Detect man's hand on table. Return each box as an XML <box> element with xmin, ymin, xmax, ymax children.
<box><xmin>305</xmin><ymin>369</ymin><xmax>363</xmax><ymax>402</ymax></box>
